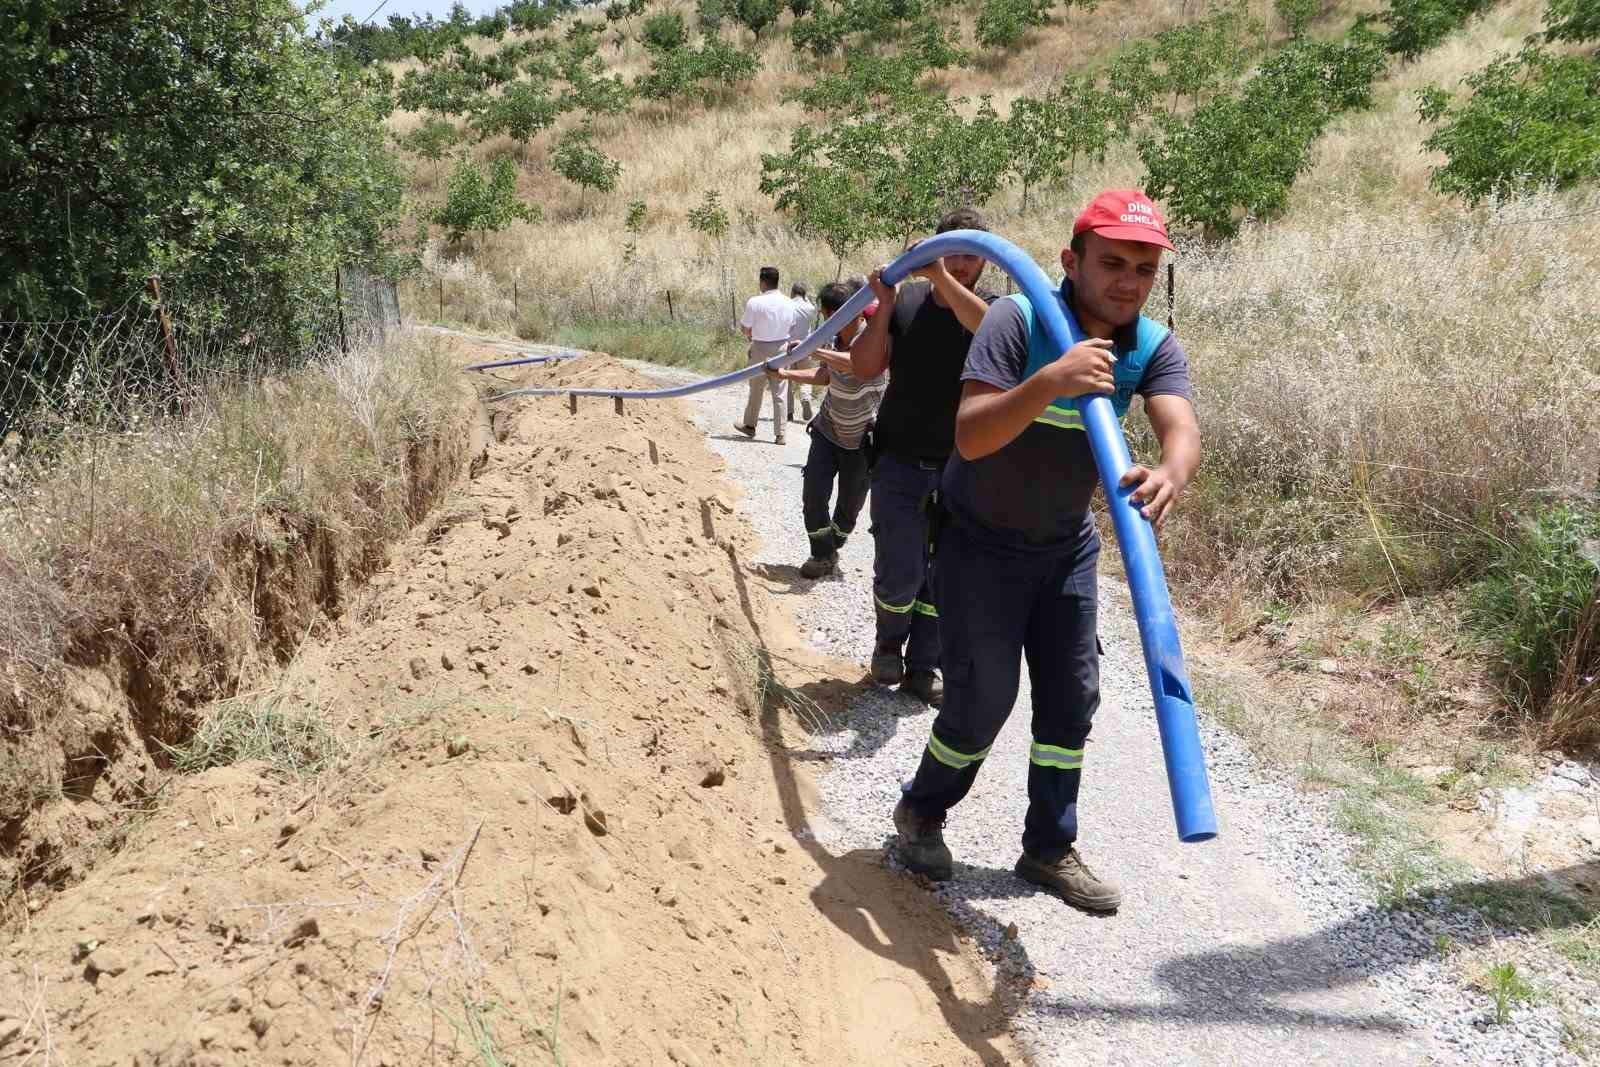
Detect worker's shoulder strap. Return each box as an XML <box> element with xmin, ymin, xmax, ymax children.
<box><xmin>1010</xmin><ymin>290</ymin><xmax>1170</xmax><ymax>426</ymax></box>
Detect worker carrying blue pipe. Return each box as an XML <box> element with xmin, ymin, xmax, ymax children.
<box><xmin>892</xmin><ymin>189</ymin><xmax>1206</xmax><ymax>914</ymax></box>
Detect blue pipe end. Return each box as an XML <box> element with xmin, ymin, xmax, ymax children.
<box><xmin>1155</xmin><ymin>693</ymin><xmax>1218</xmax><ymax>842</ymax></box>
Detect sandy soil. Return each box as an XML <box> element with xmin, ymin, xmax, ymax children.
<box><xmin>0</xmin><ymin>350</ymin><xmax>1021</xmax><ymax>1066</ymax></box>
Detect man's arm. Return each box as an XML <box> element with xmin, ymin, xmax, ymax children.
<box><xmin>1119</xmin><ymin>394</ymin><xmax>1200</xmax><ymax>532</ymax></box>
<box><xmin>954</xmin><ymin>338</ymin><xmax>1117</xmax><ymax>461</ymax></box>
<box><xmin>848</xmin><ymin>268</ymin><xmax>896</xmax><ymax>380</ymax></box>
<box><xmin>918</xmin><ymin>260</ymin><xmax>989</xmax><ymax>333</ymax></box>
<box><xmin>775</xmin><ymin>365</ymin><xmax>829</xmax><ymax>385</ymax></box>
<box><xmin>741</xmin><ymin>325</ymin><xmax>753</xmax><ymax>340</ymax></box>
<box><xmin>814</xmin><ymin>348</ymin><xmax>853</xmax><ymax>374</ymax></box>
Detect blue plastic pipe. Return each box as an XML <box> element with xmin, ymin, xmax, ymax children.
<box><xmin>493</xmin><ymin>230</ymin><xmax>1217</xmax><ymax>842</ymax></box>
<box><xmin>466</xmin><ymin>349</ymin><xmax>585</xmax><ymax>372</ymax></box>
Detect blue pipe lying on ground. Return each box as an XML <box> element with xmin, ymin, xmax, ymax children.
<box><xmin>491</xmin><ymin>230</ymin><xmax>1217</xmax><ymax>842</ymax></box>
<box><xmin>465</xmin><ymin>349</ymin><xmax>585</xmax><ymax>372</ymax></box>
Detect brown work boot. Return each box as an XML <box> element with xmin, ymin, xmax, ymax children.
<box><xmin>901</xmin><ymin>669</ymin><xmax>943</xmax><ymax>708</ymax></box>
<box><xmin>893</xmin><ymin>798</ymin><xmax>953</xmax><ymax>881</ymax></box>
<box><xmin>732</xmin><ymin>422</ymin><xmax>756</xmax><ymax>439</ymax></box>
<box><xmin>1014</xmin><ymin>848</ymin><xmax>1122</xmax><ymax>912</ymax></box>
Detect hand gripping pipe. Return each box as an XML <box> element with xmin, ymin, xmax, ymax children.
<box><xmin>492</xmin><ymin>230</ymin><xmax>1217</xmax><ymax>842</ymax></box>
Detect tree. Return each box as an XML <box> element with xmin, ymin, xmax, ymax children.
<box><xmin>552</xmin><ymin>121</ymin><xmax>622</xmax><ymax>206</ymax></box>
<box><xmin>1</xmin><ymin>0</ymin><xmax>404</xmax><ymax>347</ymax></box>
<box><xmin>736</xmin><ymin>0</ymin><xmax>784</xmax><ymax>38</ymax></box>
<box><xmin>399</xmin><ymin>117</ymin><xmax>461</xmax><ymax>179</ymax></box>
<box><xmin>975</xmin><ymin>0</ymin><xmax>1053</xmax><ymax>49</ymax></box>
<box><xmin>431</xmin><ymin>156</ymin><xmax>539</xmax><ymax>247</ymax></box>
<box><xmin>641</xmin><ymin>11</ymin><xmax>690</xmax><ymax>51</ymax></box>
<box><xmin>472</xmin><ymin>81</ymin><xmax>560</xmax><ymax>159</ymax></box>
<box><xmin>1275</xmin><ymin>0</ymin><xmax>1319</xmax><ymax>41</ymax></box>
<box><xmin>1419</xmin><ymin>48</ymin><xmax>1600</xmax><ymax>203</ymax></box>
<box><xmin>688</xmin><ymin>189</ymin><xmax>731</xmax><ymax>243</ymax></box>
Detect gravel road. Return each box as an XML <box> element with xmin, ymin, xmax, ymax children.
<box><xmin>413</xmin><ymin>323</ymin><xmax>1592</xmax><ymax>1064</ymax></box>
<box><xmin>598</xmin><ymin>353</ymin><xmax>1591</xmax><ymax>1067</ymax></box>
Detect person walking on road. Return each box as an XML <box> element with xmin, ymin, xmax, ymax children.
<box><xmin>891</xmin><ymin>190</ymin><xmax>1201</xmax><ymax>914</ymax></box>
<box><xmin>786</xmin><ymin>282</ymin><xmax>818</xmax><ymax>424</ymax></box>
<box><xmin>850</xmin><ymin>208</ymin><xmax>996</xmax><ymax>708</ymax></box>
<box><xmin>771</xmin><ymin>280</ymin><xmax>886</xmax><ymax>579</ymax></box>
<box><xmin>735</xmin><ymin>266</ymin><xmax>795</xmax><ymax>445</ymax></box>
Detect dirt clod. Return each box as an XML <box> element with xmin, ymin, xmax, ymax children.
<box><xmin>281</xmin><ymin>917</ymin><xmax>319</xmax><ymax>948</ymax></box>
<box><xmin>85</xmin><ymin>948</ymin><xmax>129</xmax><ymax>979</ymax></box>
<box><xmin>694</xmin><ymin>747</ymin><xmax>727</xmax><ymax>788</ymax></box>
<box><xmin>407</xmin><ymin>656</ymin><xmax>430</xmax><ymax>681</ymax></box>
<box><xmin>446</xmin><ymin>735</ymin><xmax>470</xmax><ymax>758</ymax></box>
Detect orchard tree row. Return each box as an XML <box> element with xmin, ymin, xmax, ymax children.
<box><xmin>1417</xmin><ymin>0</ymin><xmax>1600</xmax><ymax>203</ymax></box>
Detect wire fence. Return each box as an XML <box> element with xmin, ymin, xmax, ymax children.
<box><xmin>0</xmin><ymin>267</ymin><xmax>401</xmax><ymax>441</ymax></box>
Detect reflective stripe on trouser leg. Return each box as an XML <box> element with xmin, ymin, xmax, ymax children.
<box><xmin>903</xmin><ymin>519</ymin><xmax>1033</xmax><ymax>821</ymax></box>
<box><xmin>801</xmin><ymin>431</ymin><xmax>841</xmax><ymax>559</ymax></box>
<box><xmin>1020</xmin><ymin>522</ymin><xmax>1101</xmax><ymax>862</ymax></box>
<box><xmin>870</xmin><ymin>454</ymin><xmax>939</xmax><ymax>654</ymax></box>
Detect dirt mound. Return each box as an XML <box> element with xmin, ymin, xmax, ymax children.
<box><xmin>0</xmin><ymin>352</ymin><xmax>1020</xmax><ymax>1065</ymax></box>
<box><xmin>0</xmin><ymin>392</ymin><xmax>467</xmax><ymax>899</ymax></box>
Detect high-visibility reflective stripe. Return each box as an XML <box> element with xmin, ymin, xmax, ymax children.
<box><xmin>1030</xmin><ymin>741</ymin><xmax>1084</xmax><ymax>770</ymax></box>
<box><xmin>875</xmin><ymin>595</ymin><xmax>914</xmax><ymax>614</ymax></box>
<box><xmin>912</xmin><ymin>599</ymin><xmax>939</xmax><ymax>618</ymax></box>
<box><xmin>1034</xmin><ymin>406</ymin><xmax>1085</xmax><ymax>432</ymax></box>
<box><xmin>928</xmin><ymin>733</ymin><xmax>992</xmax><ymax>770</ymax></box>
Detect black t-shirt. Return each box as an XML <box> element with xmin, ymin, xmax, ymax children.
<box><xmin>872</xmin><ymin>280</ymin><xmax>998</xmax><ymax>463</ymax></box>
<box><xmin>942</xmin><ymin>293</ymin><xmax>1194</xmax><ymax>547</ymax></box>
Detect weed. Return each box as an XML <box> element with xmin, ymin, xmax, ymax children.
<box><xmin>1548</xmin><ymin>917</ymin><xmax>1600</xmax><ymax>982</ymax></box>
<box><xmin>1482</xmin><ymin>961</ymin><xmax>1535</xmax><ymax>1024</ymax></box>
<box><xmin>1435</xmin><ymin>932</ymin><xmax>1457</xmax><ymax>958</ymax></box>
<box><xmin>163</xmin><ymin>693</ymin><xmax>344</xmax><ymax>779</ymax></box>
<box><xmin>1468</xmin><ymin>502</ymin><xmax>1600</xmax><ymax>746</ymax></box>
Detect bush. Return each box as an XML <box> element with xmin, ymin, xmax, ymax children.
<box><xmin>975</xmin><ymin>0</ymin><xmax>1052</xmax><ymax>49</ymax></box>
<box><xmin>1419</xmin><ymin>50</ymin><xmax>1600</xmax><ymax>204</ymax></box>
<box><xmin>1379</xmin><ymin>0</ymin><xmax>1495</xmax><ymax>62</ymax></box>
<box><xmin>641</xmin><ymin>10</ymin><xmax>689</xmax><ymax>51</ymax></box>
<box><xmin>1471</xmin><ymin>503</ymin><xmax>1600</xmax><ymax>743</ymax></box>
<box><xmin>552</xmin><ymin>121</ymin><xmax>623</xmax><ymax>204</ymax></box>
<box><xmin>1</xmin><ymin>0</ymin><xmax>404</xmax><ymax>349</ymax></box>
<box><xmin>432</xmin><ymin>156</ymin><xmax>540</xmax><ymax>244</ymax></box>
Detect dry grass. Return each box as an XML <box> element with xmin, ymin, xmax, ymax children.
<box><xmin>1153</xmin><ymin>185</ymin><xmax>1600</xmax><ymax>608</ymax></box>
<box><xmin>0</xmin><ymin>331</ymin><xmax>467</xmax><ymax>895</ymax></box>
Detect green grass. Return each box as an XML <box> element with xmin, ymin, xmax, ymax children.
<box><xmin>1483</xmin><ymin>961</ymin><xmax>1536</xmax><ymax>1024</ymax></box>
<box><xmin>163</xmin><ymin>692</ymin><xmax>344</xmax><ymax>779</ymax></box>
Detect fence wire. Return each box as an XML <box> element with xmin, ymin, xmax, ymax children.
<box><xmin>0</xmin><ymin>269</ymin><xmax>401</xmax><ymax>441</ymax></box>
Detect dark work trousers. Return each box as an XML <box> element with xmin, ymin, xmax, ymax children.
<box><xmin>870</xmin><ymin>452</ymin><xmax>944</xmax><ymax>673</ymax></box>
<box><xmin>902</xmin><ymin>516</ymin><xmax>1101</xmax><ymax>862</ymax></box>
<box><xmin>801</xmin><ymin>423</ymin><xmax>871</xmax><ymax>561</ymax></box>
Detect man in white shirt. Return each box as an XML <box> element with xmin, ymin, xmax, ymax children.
<box><xmin>735</xmin><ymin>266</ymin><xmax>795</xmax><ymax>445</ymax></box>
<box><xmin>786</xmin><ymin>282</ymin><xmax>818</xmax><ymax>424</ymax></box>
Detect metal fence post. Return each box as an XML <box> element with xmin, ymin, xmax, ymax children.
<box><xmin>334</xmin><ymin>266</ymin><xmax>349</xmax><ymax>354</ymax></box>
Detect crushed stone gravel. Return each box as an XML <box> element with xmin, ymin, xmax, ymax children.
<box><xmin>627</xmin><ymin>359</ymin><xmax>1591</xmax><ymax>1065</ymax></box>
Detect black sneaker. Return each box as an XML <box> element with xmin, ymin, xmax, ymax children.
<box><xmin>1015</xmin><ymin>848</ymin><xmax>1122</xmax><ymax>912</ymax></box>
<box><xmin>893</xmin><ymin>798</ymin><xmax>953</xmax><ymax>881</ymax></box>
<box><xmin>871</xmin><ymin>643</ymin><xmax>905</xmax><ymax>686</ymax></box>
<box><xmin>901</xmin><ymin>669</ymin><xmax>943</xmax><ymax>707</ymax></box>
<box><xmin>799</xmin><ymin>555</ymin><xmax>836</xmax><ymax>579</ymax></box>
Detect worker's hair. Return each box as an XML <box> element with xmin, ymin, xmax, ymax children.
<box><xmin>758</xmin><ymin>266</ymin><xmax>780</xmax><ymax>289</ymax></box>
<box><xmin>818</xmin><ymin>279</ymin><xmax>859</xmax><ymax>315</ymax></box>
<box><xmin>790</xmin><ymin>281</ymin><xmax>808</xmax><ymax>298</ymax></box>
<box><xmin>1070</xmin><ymin>232</ymin><xmax>1088</xmax><ymax>256</ymax></box>
<box><xmin>843</xmin><ymin>273</ymin><xmax>866</xmax><ymax>290</ymax></box>
<box><xmin>936</xmin><ymin>207</ymin><xmax>988</xmax><ymax>234</ymax></box>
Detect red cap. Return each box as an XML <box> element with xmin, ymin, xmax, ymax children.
<box><xmin>1072</xmin><ymin>189</ymin><xmax>1174</xmax><ymax>252</ymax></box>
